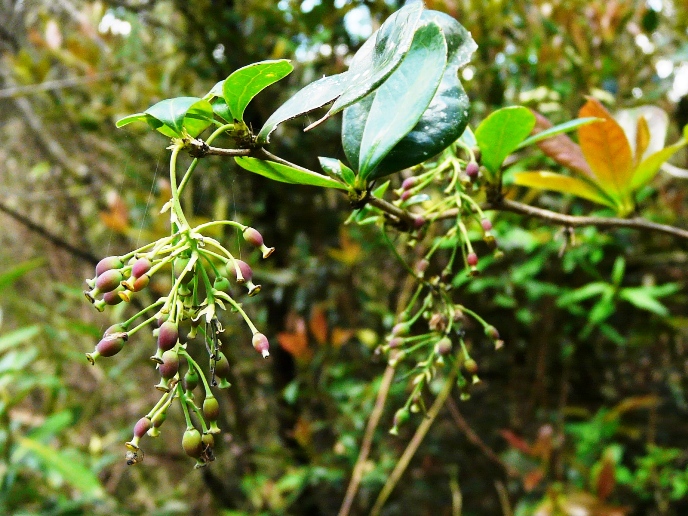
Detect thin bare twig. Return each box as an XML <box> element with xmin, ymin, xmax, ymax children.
<box><xmin>337</xmin><ymin>364</ymin><xmax>396</xmax><ymax>516</ymax></box>
<box><xmin>435</xmin><ymin>199</ymin><xmax>688</xmax><ymax>240</ymax></box>
<box><xmin>0</xmin><ymin>201</ymin><xmax>99</xmax><ymax>265</ymax></box>
<box><xmin>369</xmin><ymin>358</ymin><xmax>461</xmax><ymax>516</ymax></box>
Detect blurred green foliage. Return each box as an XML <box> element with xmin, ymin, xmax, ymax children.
<box><xmin>0</xmin><ymin>0</ymin><xmax>687</xmax><ymax>514</ymax></box>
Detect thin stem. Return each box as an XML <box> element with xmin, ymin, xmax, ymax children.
<box><xmin>177</xmin><ymin>382</ymin><xmax>194</xmax><ymax>429</ymax></box>
<box><xmin>178</xmin><ymin>124</ymin><xmax>235</xmax><ymax>194</ymax></box>
<box><xmin>169</xmin><ymin>144</ymin><xmax>190</xmax><ymax>229</ymax></box>
<box><xmin>369</xmin><ymin>356</ymin><xmax>461</xmax><ymax>516</ymax></box>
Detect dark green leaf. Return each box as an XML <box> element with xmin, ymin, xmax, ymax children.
<box><xmin>256</xmin><ymin>72</ymin><xmax>350</xmax><ymax>144</ymax></box>
<box><xmin>325</xmin><ymin>1</ymin><xmax>424</xmax><ymax>120</ymax></box>
<box><xmin>475</xmin><ymin>106</ymin><xmax>536</xmax><ymax>180</ymax></box>
<box><xmin>361</xmin><ymin>12</ymin><xmax>474</xmax><ymax>179</ymax></box>
<box><xmin>223</xmin><ymin>60</ymin><xmax>293</xmax><ymax>121</ymax></box>
<box><xmin>235</xmin><ymin>157</ymin><xmax>346</xmax><ymax>189</ymax></box>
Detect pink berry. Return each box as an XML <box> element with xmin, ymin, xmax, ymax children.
<box><xmin>481</xmin><ymin>219</ymin><xmax>492</xmax><ymax>231</ymax></box>
<box><xmin>465</xmin><ymin>162</ymin><xmax>479</xmax><ymax>178</ymax></box>
<box><xmin>252</xmin><ymin>333</ymin><xmax>270</xmax><ymax>358</ymax></box>
<box><xmin>243</xmin><ymin>227</ymin><xmax>264</xmax><ymax>247</ymax></box>
<box><xmin>467</xmin><ymin>253</ymin><xmax>479</xmax><ymax>267</ymax></box>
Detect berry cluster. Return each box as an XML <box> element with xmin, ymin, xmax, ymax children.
<box><xmin>85</xmin><ymin>220</ymin><xmax>274</xmax><ymax>468</ymax></box>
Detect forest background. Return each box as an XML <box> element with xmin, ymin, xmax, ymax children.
<box><xmin>1</xmin><ymin>0</ymin><xmax>688</xmax><ymax>514</ymax></box>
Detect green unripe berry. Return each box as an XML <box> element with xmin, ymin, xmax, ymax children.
<box><xmin>214</xmin><ymin>352</ymin><xmax>230</xmax><ymax>379</ymax></box>
<box><xmin>182</xmin><ymin>427</ymin><xmax>203</xmax><ymax>458</ymax></box>
<box><xmin>183</xmin><ymin>367</ymin><xmax>199</xmax><ymax>392</ymax></box>
<box><xmin>203</xmin><ymin>396</ymin><xmax>220</xmax><ymax>421</ymax></box>
<box><xmin>213</xmin><ymin>276</ymin><xmax>231</xmax><ymax>292</ymax></box>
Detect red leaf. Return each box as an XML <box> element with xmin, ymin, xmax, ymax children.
<box><xmin>531</xmin><ymin>110</ymin><xmax>594</xmax><ymax>179</ymax></box>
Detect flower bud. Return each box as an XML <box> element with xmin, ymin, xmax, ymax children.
<box><xmin>159</xmin><ymin>350</ymin><xmax>179</xmax><ymax>379</ymax></box>
<box><xmin>252</xmin><ymin>333</ymin><xmax>270</xmax><ymax>358</ymax></box>
<box><xmin>182</xmin><ymin>427</ymin><xmax>203</xmax><ymax>458</ymax></box>
<box><xmin>157</xmin><ymin>321</ymin><xmax>179</xmax><ymax>351</ymax></box>
<box><xmin>131</xmin><ymin>258</ymin><xmax>152</xmax><ymax>278</ymax></box>
<box><xmin>203</xmin><ymin>396</ymin><xmax>220</xmax><ymax>421</ymax></box>
<box><xmin>96</xmin><ymin>256</ymin><xmax>123</xmax><ymax>276</ymax></box>
<box><xmin>96</xmin><ymin>269</ymin><xmax>124</xmax><ymax>292</ymax></box>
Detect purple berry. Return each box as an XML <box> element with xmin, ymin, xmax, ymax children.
<box><xmin>96</xmin><ymin>269</ymin><xmax>123</xmax><ymax>292</ymax></box>
<box><xmin>159</xmin><ymin>350</ymin><xmax>179</xmax><ymax>379</ymax></box>
<box><xmin>413</xmin><ymin>215</ymin><xmax>425</xmax><ymax>229</ymax></box>
<box><xmin>96</xmin><ymin>256</ymin><xmax>123</xmax><ymax>276</ymax></box>
<box><xmin>401</xmin><ymin>176</ymin><xmax>417</xmax><ymax>190</ymax></box>
<box><xmin>96</xmin><ymin>333</ymin><xmax>126</xmax><ymax>357</ymax></box>
<box><xmin>226</xmin><ymin>259</ymin><xmax>253</xmax><ymax>284</ymax></box>
<box><xmin>466</xmin><ymin>253</ymin><xmax>478</xmax><ymax>267</ymax></box>
<box><xmin>131</xmin><ymin>258</ymin><xmax>152</xmax><ymax>278</ymax></box>
<box><xmin>157</xmin><ymin>321</ymin><xmax>179</xmax><ymax>351</ymax></box>
<box><xmin>465</xmin><ymin>162</ymin><xmax>479</xmax><ymax>178</ymax></box>
<box><xmin>134</xmin><ymin>417</ymin><xmax>152</xmax><ymax>438</ymax></box>
<box><xmin>103</xmin><ymin>289</ymin><xmax>124</xmax><ymax>305</ymax></box>
<box><xmin>242</xmin><ymin>227</ymin><xmax>264</xmax><ymax>247</ymax></box>
<box><xmin>434</xmin><ymin>337</ymin><xmax>452</xmax><ymax>356</ymax></box>
<box><xmin>252</xmin><ymin>333</ymin><xmax>270</xmax><ymax>358</ymax></box>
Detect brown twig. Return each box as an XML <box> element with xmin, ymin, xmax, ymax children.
<box><xmin>0</xmin><ymin>200</ymin><xmax>99</xmax><ymax>265</ymax></box>
<box><xmin>337</xmin><ymin>364</ymin><xmax>396</xmax><ymax>516</ymax></box>
<box><xmin>446</xmin><ymin>397</ymin><xmax>518</xmax><ymax>477</ymax></box>
<box><xmin>434</xmin><ymin>198</ymin><xmax>688</xmax><ymax>240</ymax></box>
<box><xmin>369</xmin><ymin>357</ymin><xmax>461</xmax><ymax>516</ymax></box>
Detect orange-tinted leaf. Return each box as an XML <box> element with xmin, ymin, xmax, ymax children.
<box><xmin>596</xmin><ymin>455</ymin><xmax>616</xmax><ymax>501</ymax></box>
<box><xmin>292</xmin><ymin>417</ymin><xmax>312</xmax><ymax>447</ymax></box>
<box><xmin>578</xmin><ymin>98</ymin><xmax>633</xmax><ymax>196</ymax></box>
<box><xmin>277</xmin><ymin>317</ymin><xmax>312</xmax><ymax>359</ymax></box>
<box><xmin>635</xmin><ymin>116</ymin><xmax>650</xmax><ymax>167</ymax></box>
<box><xmin>99</xmin><ymin>191</ymin><xmax>129</xmax><ymax>233</ymax></box>
<box><xmin>630</xmin><ymin>140</ymin><xmax>688</xmax><ymax>190</ymax></box>
<box><xmin>523</xmin><ymin>468</ymin><xmax>545</xmax><ymax>492</ymax></box>
<box><xmin>309</xmin><ymin>306</ymin><xmax>328</xmax><ymax>345</ymax></box>
<box><xmin>531</xmin><ymin>111</ymin><xmax>594</xmax><ymax>179</ymax></box>
<box><xmin>513</xmin><ymin>171</ymin><xmax>616</xmax><ymax>208</ymax></box>
<box><xmin>499</xmin><ymin>429</ymin><xmax>532</xmax><ymax>454</ymax></box>
<box><xmin>530</xmin><ymin>425</ymin><xmax>553</xmax><ymax>461</ymax></box>
<box><xmin>331</xmin><ymin>328</ymin><xmax>355</xmax><ymax>348</ymax></box>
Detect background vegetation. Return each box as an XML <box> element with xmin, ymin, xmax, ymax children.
<box><xmin>1</xmin><ymin>0</ymin><xmax>687</xmax><ymax>514</ymax></box>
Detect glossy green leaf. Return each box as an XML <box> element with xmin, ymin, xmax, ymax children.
<box><xmin>144</xmin><ymin>97</ymin><xmax>213</xmax><ymax>137</ymax></box>
<box><xmin>235</xmin><ymin>157</ymin><xmax>346</xmax><ymax>189</ymax></box>
<box><xmin>629</xmin><ymin>139</ymin><xmax>688</xmax><ymax>190</ymax></box>
<box><xmin>513</xmin><ymin>171</ymin><xmax>616</xmax><ymax>208</ymax></box>
<box><xmin>256</xmin><ymin>72</ymin><xmax>350</xmax><ymax>144</ymax></box>
<box><xmin>346</xmin><ymin>11</ymin><xmax>474</xmax><ymax>179</ymax></box>
<box><xmin>319</xmin><ymin>157</ymin><xmax>355</xmax><ymax>186</ymax></box>
<box><xmin>516</xmin><ymin>117</ymin><xmax>600</xmax><ymax>150</ymax></box>
<box><xmin>475</xmin><ymin>106</ymin><xmax>536</xmax><ymax>180</ymax></box>
<box><xmin>325</xmin><ymin>1</ymin><xmax>424</xmax><ymax>120</ymax></box>
<box><xmin>222</xmin><ymin>60</ymin><xmax>293</xmax><ymax>122</ymax></box>
<box><xmin>210</xmin><ymin>97</ymin><xmax>233</xmax><ymax>123</ymax></box>
<box><xmin>15</xmin><ymin>436</ymin><xmax>104</xmax><ymax>497</ymax></box>
<box><xmin>118</xmin><ymin>97</ymin><xmax>214</xmax><ymax>137</ymax></box>
<box><xmin>0</xmin><ymin>325</ymin><xmax>41</xmax><ymax>354</ymax></box>
<box><xmin>357</xmin><ymin>21</ymin><xmax>447</xmax><ymax>179</ymax></box>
